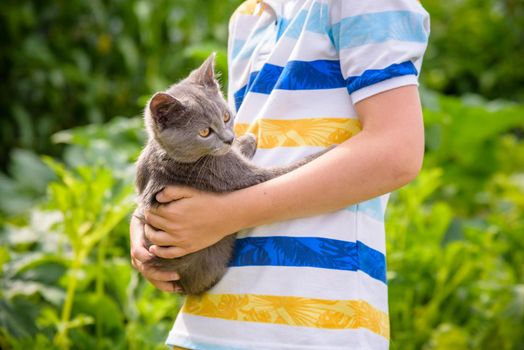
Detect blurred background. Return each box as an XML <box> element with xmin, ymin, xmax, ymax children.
<box><xmin>0</xmin><ymin>0</ymin><xmax>523</xmax><ymax>349</ymax></box>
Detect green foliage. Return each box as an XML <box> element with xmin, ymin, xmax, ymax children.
<box><xmin>42</xmin><ymin>158</ymin><xmax>135</xmax><ymax>349</ymax></box>
<box><xmin>0</xmin><ymin>0</ymin><xmax>239</xmax><ymax>168</ymax></box>
<box><xmin>0</xmin><ymin>149</ymin><xmax>55</xmax><ymax>219</ymax></box>
<box><xmin>386</xmin><ymin>93</ymin><xmax>524</xmax><ymax>349</ymax></box>
<box><xmin>422</xmin><ymin>0</ymin><xmax>524</xmax><ymax>101</ymax></box>
<box><xmin>421</xmin><ymin>90</ymin><xmax>524</xmax><ymax>214</ymax></box>
<box><xmin>0</xmin><ymin>120</ymin><xmax>180</xmax><ymax>350</ymax></box>
<box><xmin>387</xmin><ymin>169</ymin><xmax>524</xmax><ymax>350</ymax></box>
<box><xmin>1</xmin><ymin>0</ymin><xmax>523</xmax><ymax>348</ymax></box>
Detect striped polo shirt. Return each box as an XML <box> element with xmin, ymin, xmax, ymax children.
<box><xmin>166</xmin><ymin>0</ymin><xmax>429</xmax><ymax>349</ymax></box>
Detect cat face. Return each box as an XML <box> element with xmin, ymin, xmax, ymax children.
<box><xmin>145</xmin><ymin>53</ymin><xmax>236</xmax><ymax>162</ymax></box>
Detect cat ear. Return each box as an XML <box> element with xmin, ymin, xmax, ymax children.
<box><xmin>149</xmin><ymin>92</ymin><xmax>184</xmax><ymax>128</ymax></box>
<box><xmin>189</xmin><ymin>52</ymin><xmax>218</xmax><ymax>89</ymax></box>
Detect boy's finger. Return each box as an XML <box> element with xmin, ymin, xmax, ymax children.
<box><xmin>132</xmin><ymin>255</ymin><xmax>180</xmax><ymax>281</ymax></box>
<box><xmin>156</xmin><ymin>186</ymin><xmax>194</xmax><ymax>203</ymax></box>
<box><xmin>131</xmin><ymin>244</ymin><xmax>154</xmax><ymax>263</ymax></box>
<box><xmin>144</xmin><ymin>212</ymin><xmax>172</xmax><ymax>231</ymax></box>
<box><xmin>144</xmin><ymin>225</ymin><xmax>175</xmax><ymax>246</ymax></box>
<box><xmin>141</xmin><ymin>264</ymin><xmax>180</xmax><ymax>281</ymax></box>
<box><xmin>149</xmin><ymin>245</ymin><xmax>188</xmax><ymax>259</ymax></box>
<box><xmin>149</xmin><ymin>279</ymin><xmax>178</xmax><ymax>293</ymax></box>
<box><xmin>131</xmin><ymin>257</ymin><xmax>141</xmax><ymax>271</ymax></box>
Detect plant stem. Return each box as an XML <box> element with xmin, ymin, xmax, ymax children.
<box><xmin>95</xmin><ymin>238</ymin><xmax>107</xmax><ymax>346</ymax></box>
<box><xmin>55</xmin><ymin>251</ymin><xmax>85</xmax><ymax>350</ymax></box>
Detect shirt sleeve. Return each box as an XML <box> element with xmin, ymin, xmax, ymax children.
<box><xmin>331</xmin><ymin>0</ymin><xmax>430</xmax><ymax>104</ymax></box>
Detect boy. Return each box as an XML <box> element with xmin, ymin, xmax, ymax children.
<box><xmin>131</xmin><ymin>0</ymin><xmax>430</xmax><ymax>348</ymax></box>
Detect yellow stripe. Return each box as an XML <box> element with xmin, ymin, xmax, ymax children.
<box><xmin>233</xmin><ymin>0</ymin><xmax>266</xmax><ymax>16</ymax></box>
<box><xmin>183</xmin><ymin>294</ymin><xmax>389</xmax><ymax>339</ymax></box>
<box><xmin>234</xmin><ymin>118</ymin><xmax>362</xmax><ymax>148</ymax></box>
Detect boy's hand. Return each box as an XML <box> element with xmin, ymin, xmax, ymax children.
<box><xmin>143</xmin><ymin>186</ymin><xmax>239</xmax><ymax>259</ymax></box>
<box><xmin>129</xmin><ymin>214</ymin><xmax>181</xmax><ymax>292</ymax></box>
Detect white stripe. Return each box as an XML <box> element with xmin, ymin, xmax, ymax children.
<box><xmin>230</xmin><ymin>14</ymin><xmax>261</xmax><ymax>40</ymax></box>
<box><xmin>237</xmin><ymin>203</ymin><xmax>387</xmax><ymax>254</ymax></box>
<box><xmin>263</xmin><ymin>35</ymin><xmax>295</xmax><ymax>67</ymax></box>
<box><xmin>250</xmin><ymin>28</ymin><xmax>279</xmax><ymax>71</ymax></box>
<box><xmin>339</xmin><ymin>41</ymin><xmax>428</xmax><ymax>78</ymax></box>
<box><xmin>229</xmin><ymin>64</ymin><xmax>250</xmax><ymax>95</ymax></box>
<box><xmin>239</xmin><ymin>208</ymin><xmax>357</xmax><ymax>240</ymax></box>
<box><xmin>355</xmin><ymin>211</ymin><xmax>387</xmax><ymax>253</ymax></box>
<box><xmin>210</xmin><ymin>266</ymin><xmax>389</xmax><ymax>313</ymax></box>
<box><xmin>233</xmin><ymin>92</ymin><xmax>268</xmax><ymax>123</ymax></box>
<box><xmin>167</xmin><ymin>314</ymin><xmax>389</xmax><ymax>350</ymax></box>
<box><xmin>237</xmin><ymin>88</ymin><xmax>358</xmax><ymax>122</ymax></box>
<box><xmin>380</xmin><ymin>193</ymin><xmax>391</xmax><ymax>211</ymax></box>
<box><xmin>264</xmin><ymin>30</ymin><xmax>339</xmax><ymax>67</ymax></box>
<box><xmin>290</xmin><ymin>30</ymin><xmax>338</xmax><ymax>62</ymax></box>
<box><xmin>350</xmin><ymin>75</ymin><xmax>419</xmax><ymax>104</ymax></box>
<box><xmin>245</xmin><ymin>30</ymin><xmax>342</xmax><ymax>71</ymax></box>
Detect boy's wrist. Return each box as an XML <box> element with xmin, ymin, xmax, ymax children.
<box><xmin>223</xmin><ymin>185</ymin><xmax>270</xmax><ymax>233</ymax></box>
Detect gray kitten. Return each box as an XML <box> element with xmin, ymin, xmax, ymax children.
<box><xmin>135</xmin><ymin>53</ymin><xmax>333</xmax><ymax>295</ymax></box>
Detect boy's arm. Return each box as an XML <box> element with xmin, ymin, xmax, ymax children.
<box><xmin>141</xmin><ymin>85</ymin><xmax>424</xmax><ymax>260</ymax></box>
<box><xmin>229</xmin><ymin>84</ymin><xmax>424</xmax><ymax>227</ymax></box>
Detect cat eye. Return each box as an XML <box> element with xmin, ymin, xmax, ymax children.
<box><xmin>198</xmin><ymin>128</ymin><xmax>211</xmax><ymax>137</ymax></box>
<box><xmin>223</xmin><ymin>112</ymin><xmax>231</xmax><ymax>123</ymax></box>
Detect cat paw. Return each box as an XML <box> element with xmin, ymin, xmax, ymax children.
<box><xmin>236</xmin><ymin>133</ymin><xmax>257</xmax><ymax>159</ymax></box>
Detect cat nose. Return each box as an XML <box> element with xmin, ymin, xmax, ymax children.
<box><xmin>224</xmin><ymin>136</ymin><xmax>234</xmax><ymax>145</ymax></box>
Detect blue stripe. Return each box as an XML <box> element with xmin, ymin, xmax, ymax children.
<box><xmin>278</xmin><ymin>4</ymin><xmax>330</xmax><ymax>40</ymax></box>
<box><xmin>248</xmin><ymin>64</ymin><xmax>283</xmax><ymax>94</ymax></box>
<box><xmin>346</xmin><ymin>61</ymin><xmax>417</xmax><ymax>93</ymax></box>
<box><xmin>233</xmin><ymin>60</ymin><xmax>344</xmax><ymax>110</ymax></box>
<box><xmin>276</xmin><ymin>60</ymin><xmax>346</xmax><ymax>90</ymax></box>
<box><xmin>305</xmin><ymin>3</ymin><xmax>330</xmax><ymax>35</ymax></box>
<box><xmin>233</xmin><ymin>59</ymin><xmax>417</xmax><ymax>110</ymax></box>
<box><xmin>233</xmin><ymin>64</ymin><xmax>283</xmax><ymax>110</ymax></box>
<box><xmin>276</xmin><ymin>17</ymin><xmax>290</xmax><ymax>41</ymax></box>
<box><xmin>278</xmin><ymin>9</ymin><xmax>426</xmax><ymax>48</ymax></box>
<box><xmin>230</xmin><ymin>236</ymin><xmax>387</xmax><ymax>284</ymax></box>
<box><xmin>274</xmin><ymin>9</ymin><xmax>427</xmax><ymax>49</ymax></box>
<box><xmin>233</xmin><ymin>85</ymin><xmax>247</xmax><ymax>111</ymax></box>
<box><xmin>328</xmin><ymin>25</ymin><xmax>340</xmax><ymax>51</ymax></box>
<box><xmin>231</xmin><ymin>39</ymin><xmax>246</xmax><ymax>59</ymax></box>
<box><xmin>282</xmin><ymin>10</ymin><xmax>307</xmax><ymax>39</ymax></box>
<box><xmin>334</xmin><ymin>10</ymin><xmax>429</xmax><ymax>50</ymax></box>
<box><xmin>347</xmin><ymin>197</ymin><xmax>385</xmax><ymax>222</ymax></box>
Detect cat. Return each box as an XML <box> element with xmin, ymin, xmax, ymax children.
<box><xmin>135</xmin><ymin>53</ymin><xmax>334</xmax><ymax>295</ymax></box>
